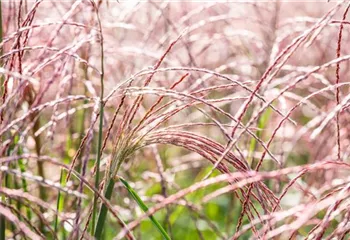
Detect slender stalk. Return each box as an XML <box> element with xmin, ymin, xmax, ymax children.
<box><xmin>94</xmin><ymin>179</ymin><xmax>115</xmax><ymax>239</ymax></box>
<box><xmin>3</xmin><ymin>165</ymin><xmax>11</xmax><ymax>233</ymax></box>
<box><xmin>76</xmin><ymin>51</ymin><xmax>89</xmax><ymax>172</ymax></box>
<box><xmin>32</xmin><ymin>116</ymin><xmax>47</xmax><ymax>236</ymax></box>
<box><xmin>54</xmin><ymin>168</ymin><xmax>64</xmax><ymax>233</ymax></box>
<box><xmin>33</xmin><ymin>118</ymin><xmax>46</xmax><ymax>202</ymax></box>
<box><xmin>91</xmin><ymin>3</ymin><xmax>105</xmax><ymax>235</ymax></box>
<box><xmin>11</xmin><ymin>135</ymin><xmax>29</xmax><ymax>221</ymax></box>
<box><xmin>17</xmin><ymin>148</ymin><xmax>32</xmax><ymax>220</ymax></box>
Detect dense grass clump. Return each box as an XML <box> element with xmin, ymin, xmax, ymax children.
<box><xmin>1</xmin><ymin>1</ymin><xmax>350</xmax><ymax>239</ymax></box>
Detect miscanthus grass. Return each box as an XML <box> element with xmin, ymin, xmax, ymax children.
<box><xmin>1</xmin><ymin>1</ymin><xmax>350</xmax><ymax>240</ymax></box>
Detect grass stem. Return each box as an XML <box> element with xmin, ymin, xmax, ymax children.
<box><xmin>91</xmin><ymin>3</ymin><xmax>105</xmax><ymax>235</ymax></box>
<box><xmin>94</xmin><ymin>179</ymin><xmax>115</xmax><ymax>239</ymax></box>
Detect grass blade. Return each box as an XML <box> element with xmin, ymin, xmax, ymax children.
<box><xmin>248</xmin><ymin>107</ymin><xmax>271</xmax><ymax>168</ymax></box>
<box><xmin>119</xmin><ymin>177</ymin><xmax>171</xmax><ymax>240</ymax></box>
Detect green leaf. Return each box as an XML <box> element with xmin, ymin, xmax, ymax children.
<box><xmin>119</xmin><ymin>177</ymin><xmax>171</xmax><ymax>240</ymax></box>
